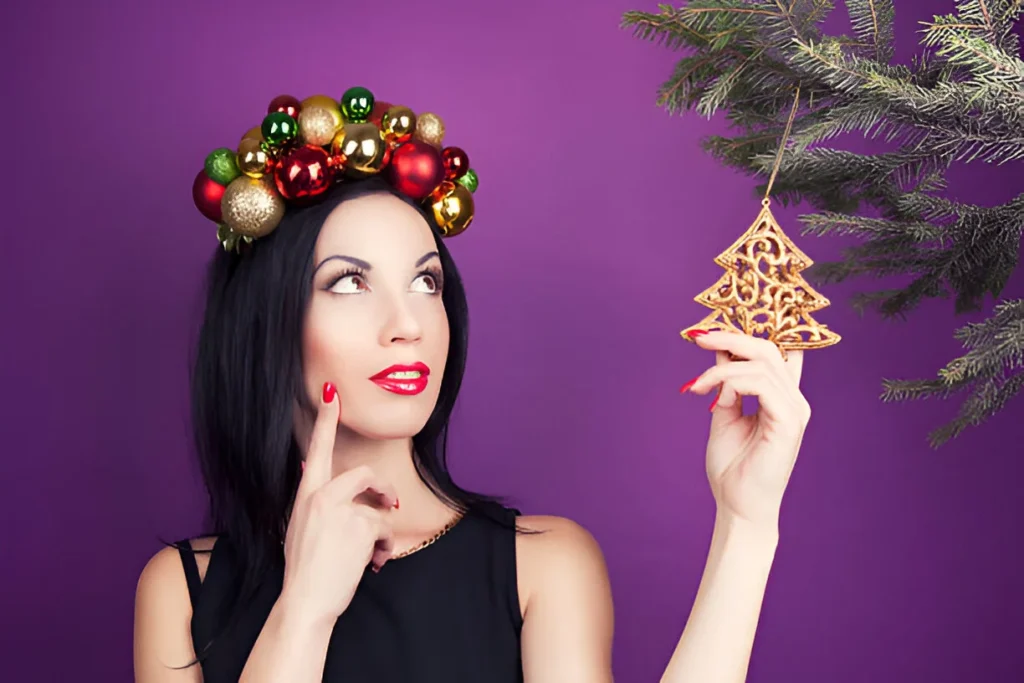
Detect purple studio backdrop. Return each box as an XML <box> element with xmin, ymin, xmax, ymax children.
<box><xmin>2</xmin><ymin>1</ymin><xmax>1022</xmax><ymax>681</ymax></box>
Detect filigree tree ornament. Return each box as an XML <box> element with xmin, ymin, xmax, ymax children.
<box><xmin>681</xmin><ymin>85</ymin><xmax>840</xmax><ymax>357</ymax></box>
<box><xmin>681</xmin><ymin>198</ymin><xmax>840</xmax><ymax>357</ymax></box>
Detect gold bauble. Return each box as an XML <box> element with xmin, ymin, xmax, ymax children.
<box><xmin>427</xmin><ymin>181</ymin><xmax>474</xmax><ymax>237</ymax></box>
<box><xmin>414</xmin><ymin>112</ymin><xmax>445</xmax><ymax>149</ymax></box>
<box><xmin>221</xmin><ymin>176</ymin><xmax>286</xmax><ymax>237</ymax></box>
<box><xmin>237</xmin><ymin>137</ymin><xmax>271</xmax><ymax>178</ymax></box>
<box><xmin>298</xmin><ymin>106</ymin><xmax>338</xmax><ymax>146</ymax></box>
<box><xmin>331</xmin><ymin>123</ymin><xmax>388</xmax><ymax>176</ymax></box>
<box><xmin>381</xmin><ymin>105</ymin><xmax>416</xmax><ymax>146</ymax></box>
<box><xmin>301</xmin><ymin>94</ymin><xmax>343</xmax><ymax>129</ymax></box>
<box><xmin>240</xmin><ymin>125</ymin><xmax>263</xmax><ymax>143</ymax></box>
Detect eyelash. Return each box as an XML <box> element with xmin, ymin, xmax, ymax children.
<box><xmin>324</xmin><ymin>266</ymin><xmax>444</xmax><ymax>294</ymax></box>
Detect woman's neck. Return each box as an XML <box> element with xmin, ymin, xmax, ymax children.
<box><xmin>329</xmin><ymin>430</ymin><xmax>457</xmax><ymax>537</ymax></box>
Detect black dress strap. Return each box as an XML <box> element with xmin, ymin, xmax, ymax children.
<box><xmin>177</xmin><ymin>540</ymin><xmax>203</xmax><ymax>609</ymax></box>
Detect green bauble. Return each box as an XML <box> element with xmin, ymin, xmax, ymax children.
<box><xmin>204</xmin><ymin>148</ymin><xmax>241</xmax><ymax>185</ymax></box>
<box><xmin>261</xmin><ymin>112</ymin><xmax>299</xmax><ymax>146</ymax></box>
<box><xmin>340</xmin><ymin>86</ymin><xmax>374</xmax><ymax>123</ymax></box>
<box><xmin>456</xmin><ymin>168</ymin><xmax>479</xmax><ymax>193</ymax></box>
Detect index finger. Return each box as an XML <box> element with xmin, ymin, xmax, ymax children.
<box><xmin>296</xmin><ymin>381</ymin><xmax>340</xmax><ymax>502</ymax></box>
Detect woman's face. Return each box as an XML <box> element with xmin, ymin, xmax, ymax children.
<box><xmin>302</xmin><ymin>192</ymin><xmax>450</xmax><ymax>440</ymax></box>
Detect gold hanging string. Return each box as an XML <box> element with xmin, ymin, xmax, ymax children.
<box><xmin>762</xmin><ymin>85</ymin><xmax>801</xmax><ymax>207</ymax></box>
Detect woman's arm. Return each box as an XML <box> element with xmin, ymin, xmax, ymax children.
<box><xmin>516</xmin><ymin>513</ymin><xmax>777</xmax><ymax>683</ymax></box>
<box><xmin>133</xmin><ymin>545</ymin><xmax>336</xmax><ymax>683</ymax></box>
<box><xmin>659</xmin><ymin>514</ymin><xmax>778</xmax><ymax>683</ymax></box>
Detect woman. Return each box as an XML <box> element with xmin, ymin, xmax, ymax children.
<box><xmin>134</xmin><ymin>94</ymin><xmax>811</xmax><ymax>683</ymax></box>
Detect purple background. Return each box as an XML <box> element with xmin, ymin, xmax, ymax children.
<box><xmin>3</xmin><ymin>1</ymin><xmax>1022</xmax><ymax>681</ymax></box>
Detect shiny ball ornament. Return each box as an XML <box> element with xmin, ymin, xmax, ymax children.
<box><xmin>456</xmin><ymin>168</ymin><xmax>478</xmax><ymax>193</ymax></box>
<box><xmin>441</xmin><ymin>146</ymin><xmax>469</xmax><ymax>180</ymax></box>
<box><xmin>273</xmin><ymin>144</ymin><xmax>335</xmax><ymax>202</ymax></box>
<box><xmin>427</xmin><ymin>181</ymin><xmax>475</xmax><ymax>237</ymax></box>
<box><xmin>240</xmin><ymin>126</ymin><xmax>264</xmax><ymax>143</ymax></box>
<box><xmin>268</xmin><ymin>94</ymin><xmax>301</xmax><ymax>119</ymax></box>
<box><xmin>193</xmin><ymin>170</ymin><xmax>226</xmax><ymax>222</ymax></box>
<box><xmin>332</xmin><ymin>123</ymin><xmax>388</xmax><ymax>176</ymax></box>
<box><xmin>413</xmin><ymin>112</ymin><xmax>445</xmax><ymax>148</ymax></box>
<box><xmin>381</xmin><ymin>106</ymin><xmax>416</xmax><ymax>146</ymax></box>
<box><xmin>340</xmin><ymin>86</ymin><xmax>374</xmax><ymax>123</ymax></box>
<box><xmin>221</xmin><ymin>176</ymin><xmax>286</xmax><ymax>237</ymax></box>
<box><xmin>298</xmin><ymin>106</ymin><xmax>338</xmax><ymax>146</ymax></box>
<box><xmin>237</xmin><ymin>138</ymin><xmax>271</xmax><ymax>178</ymax></box>
<box><xmin>301</xmin><ymin>94</ymin><xmax>343</xmax><ymax>129</ymax></box>
<box><xmin>261</xmin><ymin>111</ymin><xmax>299</xmax><ymax>146</ymax></box>
<box><xmin>204</xmin><ymin>147</ymin><xmax>241</xmax><ymax>185</ymax></box>
<box><xmin>388</xmin><ymin>140</ymin><xmax>445</xmax><ymax>200</ymax></box>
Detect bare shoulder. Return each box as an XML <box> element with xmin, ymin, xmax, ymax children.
<box><xmin>133</xmin><ymin>537</ymin><xmax>217</xmax><ymax>682</ymax></box>
<box><xmin>514</xmin><ymin>515</ymin><xmax>611</xmax><ymax>616</ymax></box>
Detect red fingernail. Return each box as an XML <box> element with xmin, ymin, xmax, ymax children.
<box><xmin>371</xmin><ymin>563</ymin><xmax>381</xmax><ymax>574</ymax></box>
<box><xmin>322</xmin><ymin>382</ymin><xmax>336</xmax><ymax>403</ymax></box>
<box><xmin>709</xmin><ymin>394</ymin><xmax>720</xmax><ymax>411</ymax></box>
<box><xmin>679</xmin><ymin>377</ymin><xmax>699</xmax><ymax>393</ymax></box>
<box><xmin>301</xmin><ymin>460</ymin><xmax>306</xmax><ymax>472</ymax></box>
<box><xmin>685</xmin><ymin>330</ymin><xmax>709</xmax><ymax>339</ymax></box>
<box><xmin>393</xmin><ymin>498</ymin><xmax>400</xmax><ymax>510</ymax></box>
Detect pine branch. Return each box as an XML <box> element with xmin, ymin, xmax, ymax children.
<box><xmin>624</xmin><ymin>0</ymin><xmax>1024</xmax><ymax>445</ymax></box>
<box><xmin>881</xmin><ymin>299</ymin><xmax>1024</xmax><ymax>447</ymax></box>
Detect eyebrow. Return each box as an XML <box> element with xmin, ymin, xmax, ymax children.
<box><xmin>312</xmin><ymin>251</ymin><xmax>440</xmax><ymax>275</ymax></box>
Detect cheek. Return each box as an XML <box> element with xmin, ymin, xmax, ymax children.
<box><xmin>302</xmin><ymin>301</ymin><xmax>364</xmax><ymax>387</ymax></box>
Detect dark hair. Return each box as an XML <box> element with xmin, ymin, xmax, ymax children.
<box><xmin>184</xmin><ymin>176</ymin><xmax>505</xmax><ymax>657</ymax></box>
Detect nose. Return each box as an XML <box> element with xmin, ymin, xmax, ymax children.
<box><xmin>379</xmin><ymin>291</ymin><xmax>423</xmax><ymax>346</ymax></box>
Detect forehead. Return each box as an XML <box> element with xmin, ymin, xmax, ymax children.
<box><xmin>315</xmin><ymin>192</ymin><xmax>436</xmax><ymax>261</ymax></box>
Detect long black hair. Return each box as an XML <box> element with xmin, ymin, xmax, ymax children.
<box><xmin>185</xmin><ymin>176</ymin><xmax>505</xmax><ymax>657</ymax></box>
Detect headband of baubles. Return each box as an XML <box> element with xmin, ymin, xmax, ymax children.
<box><xmin>192</xmin><ymin>87</ymin><xmax>479</xmax><ymax>252</ymax></box>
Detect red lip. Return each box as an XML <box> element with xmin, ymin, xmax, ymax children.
<box><xmin>369</xmin><ymin>362</ymin><xmax>431</xmax><ymax>396</ymax></box>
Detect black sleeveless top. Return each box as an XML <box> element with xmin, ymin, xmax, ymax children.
<box><xmin>178</xmin><ymin>503</ymin><xmax>524</xmax><ymax>682</ymax></box>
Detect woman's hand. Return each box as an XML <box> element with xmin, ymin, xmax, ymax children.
<box><xmin>681</xmin><ymin>331</ymin><xmax>811</xmax><ymax>532</ymax></box>
<box><xmin>279</xmin><ymin>382</ymin><xmax>398</xmax><ymax>629</ymax></box>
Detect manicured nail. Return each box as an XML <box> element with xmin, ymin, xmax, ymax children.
<box><xmin>322</xmin><ymin>382</ymin><xmax>336</xmax><ymax>403</ymax></box>
<box><xmin>679</xmin><ymin>377</ymin><xmax>699</xmax><ymax>394</ymax></box>
<box><xmin>685</xmin><ymin>329</ymin><xmax>709</xmax><ymax>339</ymax></box>
<box><xmin>300</xmin><ymin>460</ymin><xmax>306</xmax><ymax>472</ymax></box>
<box><xmin>371</xmin><ymin>563</ymin><xmax>382</xmax><ymax>574</ymax></box>
<box><xmin>393</xmin><ymin>498</ymin><xmax>400</xmax><ymax>510</ymax></box>
<box><xmin>709</xmin><ymin>393</ymin><xmax>720</xmax><ymax>411</ymax></box>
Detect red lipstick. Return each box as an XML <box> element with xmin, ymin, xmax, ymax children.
<box><xmin>369</xmin><ymin>362</ymin><xmax>431</xmax><ymax>396</ymax></box>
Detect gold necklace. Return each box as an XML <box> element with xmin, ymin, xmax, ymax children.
<box><xmin>390</xmin><ymin>514</ymin><xmax>464</xmax><ymax>560</ymax></box>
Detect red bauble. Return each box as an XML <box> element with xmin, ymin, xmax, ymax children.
<box><xmin>387</xmin><ymin>140</ymin><xmax>445</xmax><ymax>200</ymax></box>
<box><xmin>273</xmin><ymin>145</ymin><xmax>335</xmax><ymax>202</ymax></box>
<box><xmin>369</xmin><ymin>101</ymin><xmax>392</xmax><ymax>125</ymax></box>
<box><xmin>441</xmin><ymin>146</ymin><xmax>470</xmax><ymax>180</ymax></box>
<box><xmin>192</xmin><ymin>170</ymin><xmax>225</xmax><ymax>222</ymax></box>
<box><xmin>268</xmin><ymin>94</ymin><xmax>301</xmax><ymax>119</ymax></box>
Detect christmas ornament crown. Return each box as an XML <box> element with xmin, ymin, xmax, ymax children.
<box><xmin>192</xmin><ymin>87</ymin><xmax>479</xmax><ymax>252</ymax></box>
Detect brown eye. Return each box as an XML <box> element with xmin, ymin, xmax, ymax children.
<box><xmin>328</xmin><ymin>273</ymin><xmax>369</xmax><ymax>294</ymax></box>
<box><xmin>410</xmin><ymin>272</ymin><xmax>439</xmax><ymax>294</ymax></box>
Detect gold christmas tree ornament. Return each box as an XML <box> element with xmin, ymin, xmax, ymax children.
<box><xmin>681</xmin><ymin>86</ymin><xmax>840</xmax><ymax>356</ymax></box>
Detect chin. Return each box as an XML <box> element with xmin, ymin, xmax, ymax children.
<box><xmin>347</xmin><ymin>399</ymin><xmax>436</xmax><ymax>441</ymax></box>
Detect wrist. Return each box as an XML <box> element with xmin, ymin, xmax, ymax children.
<box><xmin>275</xmin><ymin>589</ymin><xmax>339</xmax><ymax>639</ymax></box>
<box><xmin>712</xmin><ymin>511</ymin><xmax>780</xmax><ymax>559</ymax></box>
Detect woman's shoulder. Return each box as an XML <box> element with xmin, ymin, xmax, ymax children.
<box><xmin>136</xmin><ymin>535</ymin><xmax>220</xmax><ymax>593</ymax></box>
<box><xmin>513</xmin><ymin>514</ymin><xmax>611</xmax><ymax>619</ymax></box>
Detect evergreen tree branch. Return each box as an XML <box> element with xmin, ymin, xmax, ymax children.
<box><xmin>624</xmin><ymin>0</ymin><xmax>1024</xmax><ymax>444</ymax></box>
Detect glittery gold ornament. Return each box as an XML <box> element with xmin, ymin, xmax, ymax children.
<box><xmin>332</xmin><ymin>123</ymin><xmax>388</xmax><ymax>176</ymax></box>
<box><xmin>301</xmin><ymin>95</ymin><xmax>343</xmax><ymax>129</ymax></box>
<box><xmin>681</xmin><ymin>199</ymin><xmax>840</xmax><ymax>356</ymax></box>
<box><xmin>381</xmin><ymin>105</ymin><xmax>416</xmax><ymax>146</ymax></box>
<box><xmin>220</xmin><ymin>176</ymin><xmax>286</xmax><ymax>238</ymax></box>
<box><xmin>414</xmin><ymin>112</ymin><xmax>445</xmax><ymax>148</ymax></box>
<box><xmin>427</xmin><ymin>180</ymin><xmax>474</xmax><ymax>237</ymax></box>
<box><xmin>298</xmin><ymin>106</ymin><xmax>338</xmax><ymax>146</ymax></box>
<box><xmin>240</xmin><ymin>126</ymin><xmax>263</xmax><ymax>143</ymax></box>
<box><xmin>237</xmin><ymin>137</ymin><xmax>271</xmax><ymax>178</ymax></box>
